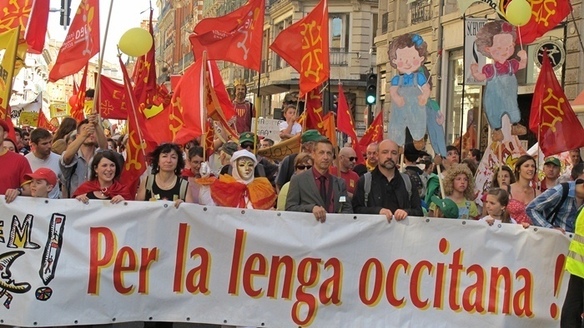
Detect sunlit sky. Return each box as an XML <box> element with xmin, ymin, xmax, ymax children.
<box><xmin>48</xmin><ymin>0</ymin><xmax>159</xmax><ymax>64</ymax></box>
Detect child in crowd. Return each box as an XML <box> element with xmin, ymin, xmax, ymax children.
<box><xmin>428</xmin><ymin>163</ymin><xmax>478</xmax><ymax>220</ymax></box>
<box><xmin>278</xmin><ymin>104</ymin><xmax>302</xmax><ymax>140</ymax></box>
<box><xmin>481</xmin><ymin>188</ymin><xmax>516</xmax><ymax>225</ymax></box>
<box><xmin>25</xmin><ymin>168</ymin><xmax>57</xmax><ymax>198</ymax></box>
<box><xmin>481</xmin><ymin>188</ymin><xmax>530</xmax><ymax>228</ymax></box>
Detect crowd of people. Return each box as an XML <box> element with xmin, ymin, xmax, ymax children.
<box><xmin>2</xmin><ymin>110</ymin><xmax>584</xmax><ymax>326</ymax></box>
<box><xmin>2</xmin><ymin>113</ymin><xmax>583</xmax><ymax>233</ymax></box>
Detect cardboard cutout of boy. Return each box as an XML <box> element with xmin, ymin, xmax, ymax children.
<box><xmin>470</xmin><ymin>20</ymin><xmax>527</xmax><ymax>142</ymax></box>
<box><xmin>388</xmin><ymin>33</ymin><xmax>431</xmax><ymax>148</ymax></box>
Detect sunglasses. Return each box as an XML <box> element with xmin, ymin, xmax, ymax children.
<box><xmin>296</xmin><ymin>165</ymin><xmax>312</xmax><ymax>170</ymax></box>
<box><xmin>576</xmin><ymin>179</ymin><xmax>584</xmax><ymax>185</ymax></box>
<box><xmin>348</xmin><ymin>157</ymin><xmax>357</xmax><ymax>161</ymax></box>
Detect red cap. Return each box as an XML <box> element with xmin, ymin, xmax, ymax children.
<box><xmin>24</xmin><ymin>168</ymin><xmax>57</xmax><ymax>186</ymax></box>
<box><xmin>0</xmin><ymin>120</ymin><xmax>8</xmax><ymax>134</ymax></box>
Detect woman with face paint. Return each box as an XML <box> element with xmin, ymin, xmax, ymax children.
<box><xmin>210</xmin><ymin>150</ymin><xmax>276</xmax><ymax>209</ymax></box>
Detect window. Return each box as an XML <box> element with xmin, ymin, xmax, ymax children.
<box><xmin>330</xmin><ymin>13</ymin><xmax>349</xmax><ymax>52</ymax></box>
<box><xmin>445</xmin><ymin>49</ymin><xmax>483</xmax><ymax>147</ymax></box>
<box><xmin>409</xmin><ymin>0</ymin><xmax>432</xmax><ymax>25</ymax></box>
<box><xmin>273</xmin><ymin>17</ymin><xmax>293</xmax><ymax>70</ymax></box>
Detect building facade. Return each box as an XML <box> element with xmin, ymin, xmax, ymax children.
<box><xmin>375</xmin><ymin>0</ymin><xmax>583</xmax><ymax>152</ymax></box>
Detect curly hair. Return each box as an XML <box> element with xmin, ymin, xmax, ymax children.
<box><xmin>150</xmin><ymin>143</ymin><xmax>185</xmax><ymax>176</ymax></box>
<box><xmin>388</xmin><ymin>33</ymin><xmax>428</xmax><ymax>69</ymax></box>
<box><xmin>443</xmin><ymin>163</ymin><xmax>475</xmax><ymax>199</ymax></box>
<box><xmin>475</xmin><ymin>20</ymin><xmax>517</xmax><ymax>58</ymax></box>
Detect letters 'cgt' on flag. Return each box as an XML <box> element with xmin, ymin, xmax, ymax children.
<box><xmin>336</xmin><ymin>83</ymin><xmax>364</xmax><ymax>164</ymax></box>
<box><xmin>529</xmin><ymin>51</ymin><xmax>584</xmax><ymax>156</ymax></box>
<box><xmin>359</xmin><ymin>110</ymin><xmax>384</xmax><ymax>150</ymax></box>
<box><xmin>49</xmin><ymin>0</ymin><xmax>99</xmax><ymax>82</ymax></box>
<box><xmin>189</xmin><ymin>0</ymin><xmax>265</xmax><ymax>71</ymax></box>
<box><xmin>519</xmin><ymin>0</ymin><xmax>571</xmax><ymax>45</ymax></box>
<box><xmin>0</xmin><ymin>27</ymin><xmax>20</xmax><ymax>123</ymax></box>
<box><xmin>99</xmin><ymin>75</ymin><xmax>129</xmax><ymax>120</ymax></box>
<box><xmin>270</xmin><ymin>0</ymin><xmax>329</xmax><ymax>96</ymax></box>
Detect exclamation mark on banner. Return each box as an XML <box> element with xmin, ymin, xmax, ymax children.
<box><xmin>549</xmin><ymin>254</ymin><xmax>566</xmax><ymax>319</ymax></box>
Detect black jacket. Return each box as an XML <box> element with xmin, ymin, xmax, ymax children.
<box><xmin>352</xmin><ymin>167</ymin><xmax>423</xmax><ymax>217</ymax></box>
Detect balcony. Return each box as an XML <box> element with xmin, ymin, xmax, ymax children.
<box><xmin>330</xmin><ymin>49</ymin><xmax>351</xmax><ymax>66</ymax></box>
<box><xmin>410</xmin><ymin>0</ymin><xmax>432</xmax><ymax>25</ymax></box>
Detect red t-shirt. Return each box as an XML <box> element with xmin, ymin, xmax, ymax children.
<box><xmin>0</xmin><ymin>150</ymin><xmax>32</xmax><ymax>194</ymax></box>
<box><xmin>329</xmin><ymin>166</ymin><xmax>359</xmax><ymax>195</ymax></box>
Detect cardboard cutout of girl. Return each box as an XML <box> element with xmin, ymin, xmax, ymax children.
<box><xmin>470</xmin><ymin>20</ymin><xmax>527</xmax><ymax>142</ymax></box>
<box><xmin>388</xmin><ymin>33</ymin><xmax>431</xmax><ymax>147</ymax></box>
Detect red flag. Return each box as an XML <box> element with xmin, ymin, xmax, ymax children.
<box><xmin>519</xmin><ymin>0</ymin><xmax>571</xmax><ymax>45</ymax></box>
<box><xmin>25</xmin><ymin>0</ymin><xmax>49</xmax><ymax>53</ymax></box>
<box><xmin>529</xmin><ymin>52</ymin><xmax>584</xmax><ymax>156</ymax></box>
<box><xmin>0</xmin><ymin>0</ymin><xmax>46</xmax><ymax>53</ymax></box>
<box><xmin>304</xmin><ymin>90</ymin><xmax>325</xmax><ymax>133</ymax></box>
<box><xmin>359</xmin><ymin>110</ymin><xmax>384</xmax><ymax>149</ymax></box>
<box><xmin>49</xmin><ymin>0</ymin><xmax>99</xmax><ymax>82</ymax></box>
<box><xmin>70</xmin><ymin>65</ymin><xmax>88</xmax><ymax>122</ymax></box>
<box><xmin>118</xmin><ymin>56</ymin><xmax>156</xmax><ymax>198</ymax></box>
<box><xmin>203</xmin><ymin>118</ymin><xmax>215</xmax><ymax>159</ymax></box>
<box><xmin>37</xmin><ymin>109</ymin><xmax>54</xmax><ymax>132</ymax></box>
<box><xmin>170</xmin><ymin>60</ymin><xmax>205</xmax><ymax>145</ymax></box>
<box><xmin>190</xmin><ymin>0</ymin><xmax>265</xmax><ymax>71</ymax></box>
<box><xmin>144</xmin><ymin>85</ymin><xmax>174</xmax><ymax>144</ymax></box>
<box><xmin>321</xmin><ymin>112</ymin><xmax>337</xmax><ymax>150</ymax></box>
<box><xmin>336</xmin><ymin>84</ymin><xmax>364</xmax><ymax>164</ymax></box>
<box><xmin>208</xmin><ymin>61</ymin><xmax>236</xmax><ymax>121</ymax></box>
<box><xmin>133</xmin><ymin>9</ymin><xmax>157</xmax><ymax>108</ymax></box>
<box><xmin>270</xmin><ymin>0</ymin><xmax>329</xmax><ymax>96</ymax></box>
<box><xmin>99</xmin><ymin>75</ymin><xmax>128</xmax><ymax>119</ymax></box>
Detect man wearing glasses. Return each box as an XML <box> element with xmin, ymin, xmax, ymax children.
<box><xmin>330</xmin><ymin>147</ymin><xmax>360</xmax><ymax>199</ymax></box>
<box><xmin>526</xmin><ymin>162</ymin><xmax>584</xmax><ymax>233</ymax></box>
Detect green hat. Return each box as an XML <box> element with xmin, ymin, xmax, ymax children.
<box><xmin>301</xmin><ymin>129</ymin><xmax>324</xmax><ymax>143</ymax></box>
<box><xmin>239</xmin><ymin>132</ymin><xmax>258</xmax><ymax>145</ymax></box>
<box><xmin>544</xmin><ymin>157</ymin><xmax>561</xmax><ymax>167</ymax></box>
<box><xmin>431</xmin><ymin>196</ymin><xmax>459</xmax><ymax>219</ymax></box>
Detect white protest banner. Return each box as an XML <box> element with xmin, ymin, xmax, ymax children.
<box><xmin>465</xmin><ymin>17</ymin><xmax>488</xmax><ymax>85</ymax></box>
<box><xmin>251</xmin><ymin>117</ymin><xmax>282</xmax><ymax>142</ymax></box>
<box><xmin>0</xmin><ymin>197</ymin><xmax>570</xmax><ymax>327</ymax></box>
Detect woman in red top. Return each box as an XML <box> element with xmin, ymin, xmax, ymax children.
<box><xmin>73</xmin><ymin>150</ymin><xmax>131</xmax><ymax>203</ymax></box>
<box><xmin>507</xmin><ymin>155</ymin><xmax>539</xmax><ymax>225</ymax></box>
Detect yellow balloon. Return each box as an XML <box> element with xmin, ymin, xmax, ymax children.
<box><xmin>119</xmin><ymin>28</ymin><xmax>153</xmax><ymax>57</ymax></box>
<box><xmin>505</xmin><ymin>0</ymin><xmax>532</xmax><ymax>27</ymax></box>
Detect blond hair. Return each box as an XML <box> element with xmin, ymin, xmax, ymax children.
<box><xmin>443</xmin><ymin>163</ymin><xmax>475</xmax><ymax>199</ymax></box>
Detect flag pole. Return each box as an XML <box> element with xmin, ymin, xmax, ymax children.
<box><xmin>202</xmin><ymin>52</ymin><xmax>208</xmax><ymax>160</ymax></box>
<box><xmin>92</xmin><ymin>0</ymin><xmax>115</xmax><ymax>117</ymax></box>
<box><xmin>459</xmin><ymin>14</ymin><xmax>467</xmax><ymax>158</ymax></box>
<box><xmin>118</xmin><ymin>49</ymin><xmax>147</xmax><ymax>158</ymax></box>
<box><xmin>252</xmin><ymin>64</ymin><xmax>262</xmax><ymax>155</ymax></box>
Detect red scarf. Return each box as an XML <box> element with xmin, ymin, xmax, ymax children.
<box><xmin>72</xmin><ymin>180</ymin><xmax>134</xmax><ymax>200</ymax></box>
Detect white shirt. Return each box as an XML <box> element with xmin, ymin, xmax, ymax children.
<box><xmin>25</xmin><ymin>152</ymin><xmax>62</xmax><ymax>199</ymax></box>
<box><xmin>278</xmin><ymin>121</ymin><xmax>302</xmax><ymax>136</ymax></box>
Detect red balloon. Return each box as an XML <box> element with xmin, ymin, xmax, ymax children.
<box><xmin>68</xmin><ymin>95</ymin><xmax>78</xmax><ymax>107</ymax></box>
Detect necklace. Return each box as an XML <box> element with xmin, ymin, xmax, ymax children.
<box><xmin>100</xmin><ymin>187</ymin><xmax>108</xmax><ymax>197</ymax></box>
<box><xmin>157</xmin><ymin>175</ymin><xmax>177</xmax><ymax>190</ymax></box>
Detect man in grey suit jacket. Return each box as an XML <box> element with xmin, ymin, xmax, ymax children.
<box><xmin>286</xmin><ymin>139</ymin><xmax>353</xmax><ymax>222</ymax></box>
